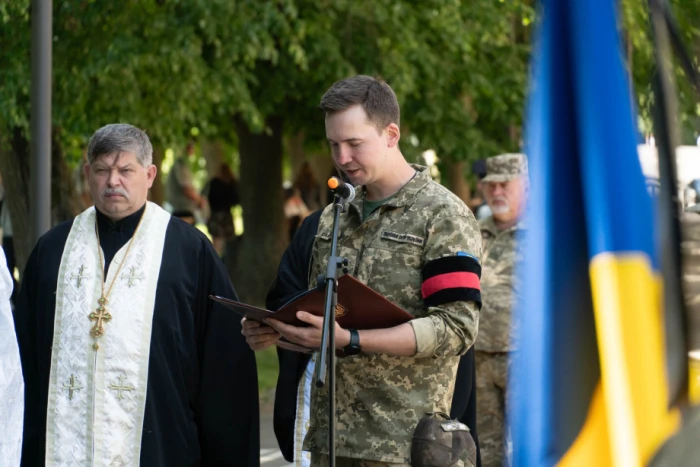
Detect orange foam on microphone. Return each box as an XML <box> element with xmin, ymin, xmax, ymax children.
<box><xmin>327</xmin><ymin>177</ymin><xmax>339</xmax><ymax>189</ymax></box>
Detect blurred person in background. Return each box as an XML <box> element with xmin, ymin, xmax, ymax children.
<box><xmin>73</xmin><ymin>151</ymin><xmax>93</xmax><ymax>210</ymax></box>
<box><xmin>167</xmin><ymin>141</ymin><xmax>206</xmax><ymax>221</ymax></box>
<box><xmin>294</xmin><ymin>161</ymin><xmax>322</xmax><ymax>212</ymax></box>
<box><xmin>474</xmin><ymin>153</ymin><xmax>528</xmax><ymax>467</ymax></box>
<box><xmin>284</xmin><ymin>184</ymin><xmax>310</xmax><ymax>241</ymax></box>
<box><xmin>171</xmin><ymin>210</ymin><xmax>197</xmax><ymax>226</ymax></box>
<box><xmin>470</xmin><ymin>159</ymin><xmax>492</xmax><ymax>221</ymax></box>
<box><xmin>204</xmin><ymin>163</ymin><xmax>240</xmax><ymax>255</ymax></box>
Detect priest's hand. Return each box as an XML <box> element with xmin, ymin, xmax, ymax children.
<box><xmin>241</xmin><ymin>318</ymin><xmax>281</xmax><ymax>351</ymax></box>
<box><xmin>266</xmin><ymin>311</ymin><xmax>351</xmax><ymax>349</ymax></box>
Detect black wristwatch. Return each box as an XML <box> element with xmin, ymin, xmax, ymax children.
<box><xmin>343</xmin><ymin>329</ymin><xmax>361</xmax><ymax>356</ymax></box>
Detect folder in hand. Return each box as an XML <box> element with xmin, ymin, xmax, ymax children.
<box><xmin>210</xmin><ymin>274</ymin><xmax>413</xmax><ymax>331</ymax></box>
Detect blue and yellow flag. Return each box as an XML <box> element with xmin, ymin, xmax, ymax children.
<box><xmin>510</xmin><ymin>0</ymin><xmax>682</xmax><ymax>465</ymax></box>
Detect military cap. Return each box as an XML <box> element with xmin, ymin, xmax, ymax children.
<box><xmin>482</xmin><ymin>153</ymin><xmax>528</xmax><ymax>183</ymax></box>
<box><xmin>412</xmin><ymin>412</ymin><xmax>477</xmax><ymax>467</ymax></box>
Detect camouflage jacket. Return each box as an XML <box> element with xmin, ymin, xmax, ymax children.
<box><xmin>474</xmin><ymin>215</ymin><xmax>524</xmax><ymax>352</ymax></box>
<box><xmin>304</xmin><ymin>165</ymin><xmax>482</xmax><ymax>463</ymax></box>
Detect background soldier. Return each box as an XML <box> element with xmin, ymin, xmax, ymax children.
<box><xmin>474</xmin><ymin>153</ymin><xmax>528</xmax><ymax>467</ymax></box>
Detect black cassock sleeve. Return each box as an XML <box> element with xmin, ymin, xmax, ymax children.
<box><xmin>266</xmin><ymin>210</ymin><xmax>321</xmax><ymax>462</ymax></box>
<box><xmin>450</xmin><ymin>348</ymin><xmax>481</xmax><ymax>467</ymax></box>
<box><xmin>195</xmin><ymin>238</ymin><xmax>260</xmax><ymax>466</ymax></box>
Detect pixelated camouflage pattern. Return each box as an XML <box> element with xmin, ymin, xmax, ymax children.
<box><xmin>310</xmin><ymin>452</ymin><xmax>472</xmax><ymax>467</ymax></box>
<box><xmin>474</xmin><ymin>351</ymin><xmax>508</xmax><ymax>467</ymax></box>
<box><xmin>411</xmin><ymin>412</ymin><xmax>477</xmax><ymax>467</ymax></box>
<box><xmin>304</xmin><ymin>165</ymin><xmax>482</xmax><ymax>463</ymax></box>
<box><xmin>474</xmin><ymin>216</ymin><xmax>524</xmax><ymax>352</ymax></box>
<box><xmin>311</xmin><ymin>453</ymin><xmax>410</xmax><ymax>466</ymax></box>
<box><xmin>482</xmin><ymin>153</ymin><xmax>528</xmax><ymax>183</ymax></box>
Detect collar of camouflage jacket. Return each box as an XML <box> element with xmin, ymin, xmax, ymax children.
<box><xmin>479</xmin><ymin>214</ymin><xmax>527</xmax><ymax>236</ymax></box>
<box><xmin>348</xmin><ymin>164</ymin><xmax>431</xmax><ymax>217</ymax></box>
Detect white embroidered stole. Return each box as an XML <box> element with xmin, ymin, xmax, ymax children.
<box><xmin>45</xmin><ymin>202</ymin><xmax>170</xmax><ymax>467</ymax></box>
<box><xmin>294</xmin><ymin>359</ymin><xmax>314</xmax><ymax>467</ymax></box>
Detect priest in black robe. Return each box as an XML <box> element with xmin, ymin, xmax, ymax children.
<box><xmin>267</xmin><ymin>209</ymin><xmax>481</xmax><ymax>466</ymax></box>
<box><xmin>13</xmin><ymin>123</ymin><xmax>259</xmax><ymax>467</ymax></box>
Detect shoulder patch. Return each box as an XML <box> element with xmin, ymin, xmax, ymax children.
<box><xmin>456</xmin><ymin>251</ymin><xmax>479</xmax><ymax>262</ymax></box>
<box><xmin>381</xmin><ymin>230</ymin><xmax>425</xmax><ymax>247</ymax></box>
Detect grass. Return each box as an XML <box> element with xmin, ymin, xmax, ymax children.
<box><xmin>256</xmin><ymin>346</ymin><xmax>280</xmax><ymax>398</ymax></box>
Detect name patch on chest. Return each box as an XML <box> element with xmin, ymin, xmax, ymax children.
<box><xmin>381</xmin><ymin>230</ymin><xmax>425</xmax><ymax>246</ymax></box>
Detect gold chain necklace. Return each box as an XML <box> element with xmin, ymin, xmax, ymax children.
<box><xmin>89</xmin><ymin>206</ymin><xmax>146</xmax><ymax>351</ymax></box>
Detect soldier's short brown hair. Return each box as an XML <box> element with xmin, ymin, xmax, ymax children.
<box><xmin>319</xmin><ymin>75</ymin><xmax>400</xmax><ymax>132</ymax></box>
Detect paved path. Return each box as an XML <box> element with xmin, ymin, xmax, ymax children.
<box><xmin>261</xmin><ymin>412</ymin><xmax>293</xmax><ymax>467</ymax></box>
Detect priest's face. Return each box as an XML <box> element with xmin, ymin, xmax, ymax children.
<box><xmin>84</xmin><ymin>151</ymin><xmax>157</xmax><ymax>221</ymax></box>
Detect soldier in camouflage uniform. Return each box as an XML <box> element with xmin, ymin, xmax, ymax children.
<box><xmin>474</xmin><ymin>153</ymin><xmax>528</xmax><ymax>467</ymax></box>
<box><xmin>242</xmin><ymin>76</ymin><xmax>483</xmax><ymax>466</ymax></box>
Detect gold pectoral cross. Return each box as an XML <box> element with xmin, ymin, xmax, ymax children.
<box><xmin>89</xmin><ymin>296</ymin><xmax>111</xmax><ymax>350</ymax></box>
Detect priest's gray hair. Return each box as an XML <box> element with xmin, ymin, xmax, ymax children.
<box><xmin>87</xmin><ymin>123</ymin><xmax>153</xmax><ymax>166</ymax></box>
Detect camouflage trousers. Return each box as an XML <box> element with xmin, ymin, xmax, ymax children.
<box><xmin>310</xmin><ymin>453</ymin><xmax>410</xmax><ymax>467</ymax></box>
<box><xmin>475</xmin><ymin>351</ymin><xmax>509</xmax><ymax>467</ymax></box>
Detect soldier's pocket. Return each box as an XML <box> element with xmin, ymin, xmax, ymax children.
<box><xmin>363</xmin><ymin>245</ymin><xmax>422</xmax><ymax>306</ymax></box>
<box><xmin>313</xmin><ymin>233</ymin><xmax>359</xmax><ymax>281</ymax></box>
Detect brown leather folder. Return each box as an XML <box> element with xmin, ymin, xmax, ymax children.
<box><xmin>210</xmin><ymin>274</ymin><xmax>413</xmax><ymax>330</ymax></box>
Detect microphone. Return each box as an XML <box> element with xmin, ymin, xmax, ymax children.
<box><xmin>327</xmin><ymin>177</ymin><xmax>356</xmax><ymax>202</ymax></box>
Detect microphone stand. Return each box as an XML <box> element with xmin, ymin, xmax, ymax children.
<box><xmin>314</xmin><ymin>193</ymin><xmax>349</xmax><ymax>467</ymax></box>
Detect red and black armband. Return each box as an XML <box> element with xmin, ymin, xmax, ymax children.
<box><xmin>421</xmin><ymin>255</ymin><xmax>482</xmax><ymax>308</ymax></box>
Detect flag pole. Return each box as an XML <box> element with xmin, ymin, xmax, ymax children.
<box><xmin>647</xmin><ymin>0</ymin><xmax>689</xmax><ymax>406</ymax></box>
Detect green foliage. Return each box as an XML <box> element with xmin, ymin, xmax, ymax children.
<box><xmin>255</xmin><ymin>347</ymin><xmax>280</xmax><ymax>395</ymax></box>
<box><xmin>2</xmin><ymin>0</ymin><xmax>699</xmax><ymax>177</ymax></box>
<box><xmin>0</xmin><ymin>0</ymin><xmax>532</xmax><ymax>167</ymax></box>
<box><xmin>201</xmin><ymin>0</ymin><xmax>534</xmax><ymax>165</ymax></box>
<box><xmin>0</xmin><ymin>1</ymin><xmax>31</xmax><ymax>133</ymax></box>
<box><xmin>622</xmin><ymin>0</ymin><xmax>700</xmax><ymax>144</ymax></box>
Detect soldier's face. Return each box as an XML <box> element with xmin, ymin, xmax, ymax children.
<box><xmin>325</xmin><ymin>105</ymin><xmax>395</xmax><ymax>187</ymax></box>
<box><xmin>483</xmin><ymin>177</ymin><xmax>526</xmax><ymax>222</ymax></box>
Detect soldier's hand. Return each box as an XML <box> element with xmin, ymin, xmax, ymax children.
<box><xmin>241</xmin><ymin>318</ymin><xmax>280</xmax><ymax>351</ymax></box>
<box><xmin>266</xmin><ymin>311</ymin><xmax>350</xmax><ymax>349</ymax></box>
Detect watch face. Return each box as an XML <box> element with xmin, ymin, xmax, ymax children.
<box><xmin>344</xmin><ymin>345</ymin><xmax>361</xmax><ymax>356</ymax></box>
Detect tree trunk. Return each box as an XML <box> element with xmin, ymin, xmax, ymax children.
<box><xmin>287</xmin><ymin>131</ymin><xmax>306</xmax><ymax>180</ymax></box>
<box><xmin>51</xmin><ymin>128</ymin><xmax>83</xmax><ymax>223</ymax></box>
<box><xmin>444</xmin><ymin>159</ymin><xmax>470</xmax><ymax>204</ymax></box>
<box><xmin>231</xmin><ymin>116</ymin><xmax>286</xmax><ymax>305</ymax></box>
<box><xmin>150</xmin><ymin>146</ymin><xmax>165</xmax><ymax>206</ymax></box>
<box><xmin>309</xmin><ymin>151</ymin><xmax>335</xmax><ymax>208</ymax></box>
<box><xmin>509</xmin><ymin>125</ymin><xmax>521</xmax><ymax>148</ymax></box>
<box><xmin>0</xmin><ymin>128</ymin><xmax>32</xmax><ymax>277</ymax></box>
